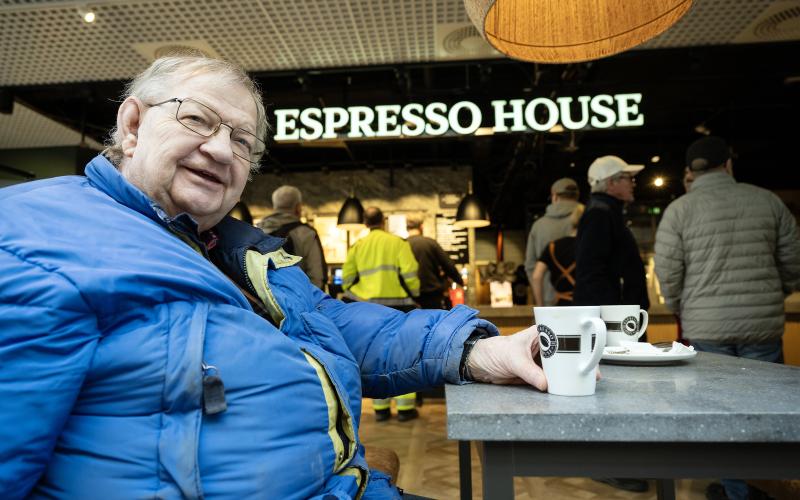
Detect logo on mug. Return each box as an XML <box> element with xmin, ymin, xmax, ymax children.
<box><xmin>622</xmin><ymin>316</ymin><xmax>639</xmax><ymax>336</ymax></box>
<box><xmin>538</xmin><ymin>324</ymin><xmax>558</xmax><ymax>358</ymax></box>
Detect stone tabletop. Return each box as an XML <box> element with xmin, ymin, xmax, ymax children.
<box><xmin>446</xmin><ymin>352</ymin><xmax>800</xmax><ymax>443</ymax></box>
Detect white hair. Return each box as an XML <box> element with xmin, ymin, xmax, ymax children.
<box><xmin>591</xmin><ymin>178</ymin><xmax>609</xmax><ymax>193</ymax></box>
<box><xmin>272</xmin><ymin>185</ymin><xmax>302</xmax><ymax>212</ymax></box>
<box><xmin>104</xmin><ymin>55</ymin><xmax>269</xmax><ymax>174</ymax></box>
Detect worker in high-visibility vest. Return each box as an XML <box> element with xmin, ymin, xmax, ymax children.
<box><xmin>342</xmin><ymin>206</ymin><xmax>421</xmax><ymax>421</ymax></box>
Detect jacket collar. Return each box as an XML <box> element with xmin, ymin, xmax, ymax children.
<box><xmin>85</xmin><ymin>154</ymin><xmax>200</xmax><ymax>234</ymax></box>
<box><xmin>690</xmin><ymin>170</ymin><xmax>734</xmax><ymax>191</ymax></box>
<box><xmin>590</xmin><ymin>192</ymin><xmax>625</xmax><ymax>212</ymax></box>
<box><xmin>545</xmin><ymin>199</ymin><xmax>579</xmax><ymax>217</ymax></box>
<box><xmin>85</xmin><ymin>153</ymin><xmax>283</xmax><ymax>260</ymax></box>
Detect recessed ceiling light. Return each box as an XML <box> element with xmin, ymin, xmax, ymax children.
<box><xmin>651</xmin><ymin>155</ymin><xmax>660</xmax><ymax>163</ymax></box>
<box><xmin>83</xmin><ymin>10</ymin><xmax>96</xmax><ymax>23</ymax></box>
<box><xmin>654</xmin><ymin>177</ymin><xmax>665</xmax><ymax>187</ymax></box>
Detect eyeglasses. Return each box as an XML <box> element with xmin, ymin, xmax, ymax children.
<box><xmin>148</xmin><ymin>97</ymin><xmax>265</xmax><ymax>165</ymax></box>
<box><xmin>612</xmin><ymin>173</ymin><xmax>635</xmax><ymax>182</ymax></box>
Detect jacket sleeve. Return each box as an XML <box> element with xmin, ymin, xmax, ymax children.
<box><xmin>574</xmin><ymin>207</ymin><xmax>617</xmax><ymax>305</ymax></box>
<box><xmin>398</xmin><ymin>241</ymin><xmax>420</xmax><ymax>298</ymax></box>
<box><xmin>771</xmin><ymin>194</ymin><xmax>800</xmax><ymax>294</ymax></box>
<box><xmin>433</xmin><ymin>241</ymin><xmax>463</xmax><ymax>285</ymax></box>
<box><xmin>523</xmin><ymin>225</ymin><xmax>538</xmax><ymax>281</ymax></box>
<box><xmin>341</xmin><ymin>243</ymin><xmax>359</xmax><ymax>291</ymax></box>
<box><xmin>311</xmin><ymin>286</ymin><xmax>498</xmax><ymax>398</ymax></box>
<box><xmin>654</xmin><ymin>204</ymin><xmax>685</xmax><ymax>313</ymax></box>
<box><xmin>0</xmin><ymin>248</ymin><xmax>99</xmax><ymax>499</ymax></box>
<box><xmin>296</xmin><ymin>227</ymin><xmax>326</xmax><ymax>290</ymax></box>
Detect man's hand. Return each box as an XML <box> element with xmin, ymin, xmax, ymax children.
<box><xmin>466</xmin><ymin>325</ymin><xmax>547</xmax><ymax>391</ymax></box>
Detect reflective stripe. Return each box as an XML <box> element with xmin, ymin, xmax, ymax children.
<box><xmin>343</xmin><ymin>292</ymin><xmax>415</xmax><ymax>306</ymax></box>
<box><xmin>340</xmin><ymin>466</ymin><xmax>368</xmax><ymax>500</ymax></box>
<box><xmin>400</xmin><ymin>271</ymin><xmax>417</xmax><ymax>280</ymax></box>
<box><xmin>245</xmin><ymin>250</ymin><xmax>286</xmax><ymax>328</ymax></box>
<box><xmin>372</xmin><ymin>398</ymin><xmax>392</xmax><ymax>410</ymax></box>
<box><xmin>395</xmin><ymin>393</ymin><xmax>416</xmax><ymax>411</ymax></box>
<box><xmin>359</xmin><ymin>265</ymin><xmax>400</xmax><ymax>278</ymax></box>
<box><xmin>369</xmin><ymin>297</ymin><xmax>416</xmax><ymax>306</ymax></box>
<box><xmin>301</xmin><ymin>351</ymin><xmax>356</xmax><ymax>473</ymax></box>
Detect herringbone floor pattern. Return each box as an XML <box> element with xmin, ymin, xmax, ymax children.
<box><xmin>359</xmin><ymin>398</ymin><xmax>713</xmax><ymax>499</ymax></box>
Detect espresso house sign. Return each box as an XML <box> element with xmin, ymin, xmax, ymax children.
<box><xmin>274</xmin><ymin>93</ymin><xmax>644</xmax><ymax>141</ymax></box>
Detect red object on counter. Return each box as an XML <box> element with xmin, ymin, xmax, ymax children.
<box><xmin>449</xmin><ymin>286</ymin><xmax>465</xmax><ymax>307</ymax></box>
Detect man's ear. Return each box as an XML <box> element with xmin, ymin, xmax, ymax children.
<box><xmin>724</xmin><ymin>158</ymin><xmax>734</xmax><ymax>176</ymax></box>
<box><xmin>117</xmin><ymin>97</ymin><xmax>144</xmax><ymax>158</ymax></box>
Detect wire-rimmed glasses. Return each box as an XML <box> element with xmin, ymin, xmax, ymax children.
<box><xmin>148</xmin><ymin>97</ymin><xmax>265</xmax><ymax>165</ymax></box>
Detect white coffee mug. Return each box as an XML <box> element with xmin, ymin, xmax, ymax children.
<box><xmin>533</xmin><ymin>306</ymin><xmax>607</xmax><ymax>396</ymax></box>
<box><xmin>600</xmin><ymin>305</ymin><xmax>648</xmax><ymax>347</ymax></box>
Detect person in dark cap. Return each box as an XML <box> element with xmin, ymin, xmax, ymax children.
<box><xmin>524</xmin><ymin>177</ymin><xmax>581</xmax><ymax>305</ymax></box>
<box><xmin>655</xmin><ymin>136</ymin><xmax>800</xmax><ymax>500</ymax></box>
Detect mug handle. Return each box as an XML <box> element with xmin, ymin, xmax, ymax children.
<box><xmin>635</xmin><ymin>309</ymin><xmax>649</xmax><ymax>340</ymax></box>
<box><xmin>579</xmin><ymin>317</ymin><xmax>607</xmax><ymax>375</ymax></box>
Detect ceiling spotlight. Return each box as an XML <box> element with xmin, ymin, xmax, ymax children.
<box><xmin>651</xmin><ymin>155</ymin><xmax>660</xmax><ymax>163</ymax></box>
<box><xmin>654</xmin><ymin>177</ymin><xmax>665</xmax><ymax>187</ymax></box>
<box><xmin>79</xmin><ymin>7</ymin><xmax>96</xmax><ymax>23</ymax></box>
<box><xmin>694</xmin><ymin>123</ymin><xmax>711</xmax><ymax>136</ymax></box>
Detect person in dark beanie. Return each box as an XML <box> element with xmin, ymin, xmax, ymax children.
<box><xmin>655</xmin><ymin>136</ymin><xmax>800</xmax><ymax>500</ymax></box>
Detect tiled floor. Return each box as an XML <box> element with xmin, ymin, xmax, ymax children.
<box><xmin>359</xmin><ymin>398</ymin><xmax>715</xmax><ymax>499</ymax></box>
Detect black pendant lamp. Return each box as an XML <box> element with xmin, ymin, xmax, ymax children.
<box><xmin>453</xmin><ymin>182</ymin><xmax>490</xmax><ymax>229</ymax></box>
<box><xmin>337</xmin><ymin>195</ymin><xmax>365</xmax><ymax>231</ymax></box>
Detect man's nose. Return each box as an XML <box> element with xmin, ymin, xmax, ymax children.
<box><xmin>201</xmin><ymin>125</ymin><xmax>236</xmax><ymax>162</ymax></box>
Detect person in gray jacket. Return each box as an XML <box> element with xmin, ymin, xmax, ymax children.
<box><xmin>656</xmin><ymin>136</ymin><xmax>800</xmax><ymax>499</ymax></box>
<box><xmin>524</xmin><ymin>177</ymin><xmax>580</xmax><ymax>305</ymax></box>
<box><xmin>258</xmin><ymin>185</ymin><xmax>327</xmax><ymax>289</ymax></box>
<box><xmin>656</xmin><ymin>136</ymin><xmax>800</xmax><ymax>359</ymax></box>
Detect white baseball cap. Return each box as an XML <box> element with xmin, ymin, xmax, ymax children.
<box><xmin>587</xmin><ymin>156</ymin><xmax>644</xmax><ymax>187</ymax></box>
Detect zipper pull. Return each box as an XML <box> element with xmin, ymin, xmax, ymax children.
<box><xmin>202</xmin><ymin>363</ymin><xmax>227</xmax><ymax>415</ymax></box>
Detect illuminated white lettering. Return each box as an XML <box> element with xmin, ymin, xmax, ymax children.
<box><xmin>615</xmin><ymin>93</ymin><xmax>644</xmax><ymax>127</ymax></box>
<box><xmin>347</xmin><ymin>106</ymin><xmax>376</xmax><ymax>138</ymax></box>
<box><xmin>322</xmin><ymin>107</ymin><xmax>349</xmax><ymax>139</ymax></box>
<box><xmin>491</xmin><ymin>99</ymin><xmax>526</xmax><ymax>132</ymax></box>
<box><xmin>299</xmin><ymin>108</ymin><xmax>323</xmax><ymax>140</ymax></box>
<box><xmin>375</xmin><ymin>104</ymin><xmax>402</xmax><ymax>137</ymax></box>
<box><xmin>425</xmin><ymin>102</ymin><xmax>449</xmax><ymax>136</ymax></box>
<box><xmin>558</xmin><ymin>96</ymin><xmax>591</xmax><ymax>130</ymax></box>
<box><xmin>448</xmin><ymin>101</ymin><xmax>482</xmax><ymax>135</ymax></box>
<box><xmin>274</xmin><ymin>109</ymin><xmax>300</xmax><ymax>140</ymax></box>
<box><xmin>590</xmin><ymin>95</ymin><xmax>616</xmax><ymax>129</ymax></box>
<box><xmin>524</xmin><ymin>98</ymin><xmax>559</xmax><ymax>131</ymax></box>
<box><xmin>401</xmin><ymin>103</ymin><xmax>425</xmax><ymax>136</ymax></box>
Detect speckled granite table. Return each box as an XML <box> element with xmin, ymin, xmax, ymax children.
<box><xmin>446</xmin><ymin>352</ymin><xmax>800</xmax><ymax>500</ymax></box>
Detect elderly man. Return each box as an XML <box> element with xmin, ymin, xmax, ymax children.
<box><xmin>572</xmin><ymin>155</ymin><xmax>650</xmax><ymax>494</ymax></box>
<box><xmin>0</xmin><ymin>56</ymin><xmax>546</xmax><ymax>499</ymax></box>
<box><xmin>524</xmin><ymin>177</ymin><xmax>581</xmax><ymax>305</ymax></box>
<box><xmin>258</xmin><ymin>185</ymin><xmax>328</xmax><ymax>290</ymax></box>
<box><xmin>573</xmin><ymin>156</ymin><xmax>649</xmax><ymax>312</ymax></box>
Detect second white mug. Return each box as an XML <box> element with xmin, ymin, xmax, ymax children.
<box><xmin>601</xmin><ymin>304</ymin><xmax>648</xmax><ymax>346</ymax></box>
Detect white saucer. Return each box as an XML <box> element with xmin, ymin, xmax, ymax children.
<box><xmin>601</xmin><ymin>348</ymin><xmax>697</xmax><ymax>365</ymax></box>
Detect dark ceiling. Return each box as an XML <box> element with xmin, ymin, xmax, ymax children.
<box><xmin>11</xmin><ymin>41</ymin><xmax>800</xmax><ymax>229</ymax></box>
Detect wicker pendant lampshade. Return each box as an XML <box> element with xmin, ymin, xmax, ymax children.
<box><xmin>464</xmin><ymin>0</ymin><xmax>693</xmax><ymax>63</ymax></box>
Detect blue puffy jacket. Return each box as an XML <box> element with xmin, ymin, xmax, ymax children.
<box><xmin>0</xmin><ymin>155</ymin><xmax>497</xmax><ymax>499</ymax></box>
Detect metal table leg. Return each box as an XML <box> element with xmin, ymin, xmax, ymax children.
<box><xmin>459</xmin><ymin>441</ymin><xmax>472</xmax><ymax>500</ymax></box>
<box><xmin>656</xmin><ymin>479</ymin><xmax>676</xmax><ymax>500</ymax></box>
<box><xmin>482</xmin><ymin>441</ymin><xmax>515</xmax><ymax>499</ymax></box>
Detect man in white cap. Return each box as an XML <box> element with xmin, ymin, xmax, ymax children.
<box><xmin>524</xmin><ymin>177</ymin><xmax>580</xmax><ymax>305</ymax></box>
<box><xmin>573</xmin><ymin>155</ymin><xmax>650</xmax><ymax>493</ymax></box>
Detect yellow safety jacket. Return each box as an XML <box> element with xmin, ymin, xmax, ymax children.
<box><xmin>342</xmin><ymin>229</ymin><xmax>420</xmax><ymax>305</ymax></box>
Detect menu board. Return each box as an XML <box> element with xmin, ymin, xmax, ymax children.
<box><xmin>435</xmin><ymin>213</ymin><xmax>468</xmax><ymax>264</ymax></box>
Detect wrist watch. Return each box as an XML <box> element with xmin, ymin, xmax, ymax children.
<box><xmin>459</xmin><ymin>329</ymin><xmax>489</xmax><ymax>381</ymax></box>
